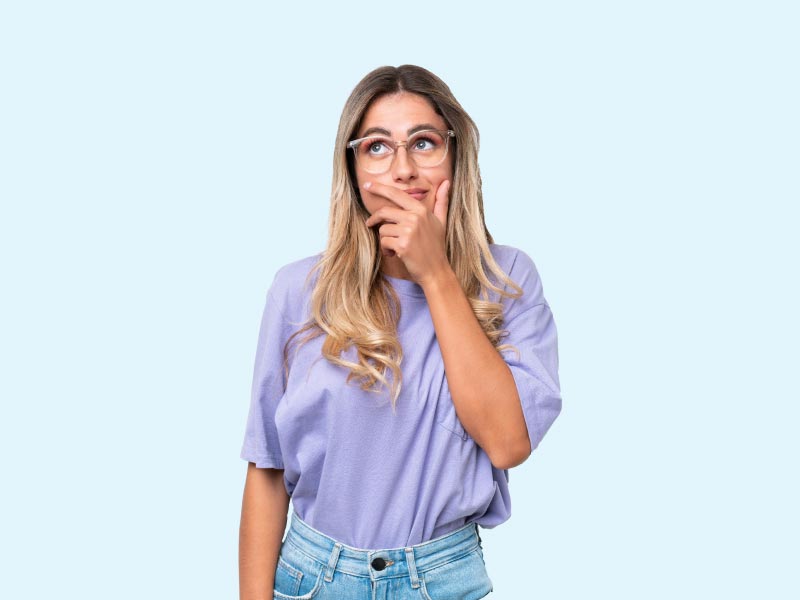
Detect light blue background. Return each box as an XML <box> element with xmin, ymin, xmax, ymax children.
<box><xmin>1</xmin><ymin>1</ymin><xmax>797</xmax><ymax>598</ymax></box>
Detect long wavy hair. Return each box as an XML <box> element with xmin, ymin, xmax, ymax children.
<box><xmin>284</xmin><ymin>65</ymin><xmax>523</xmax><ymax>411</ymax></box>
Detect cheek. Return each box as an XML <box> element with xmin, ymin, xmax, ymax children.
<box><xmin>435</xmin><ymin>157</ymin><xmax>455</xmax><ymax>186</ymax></box>
<box><xmin>354</xmin><ymin>173</ymin><xmax>379</xmax><ymax>213</ymax></box>
<box><xmin>445</xmin><ymin>159</ymin><xmax>455</xmax><ymax>182</ymax></box>
<box><xmin>354</xmin><ymin>171</ymin><xmax>387</xmax><ymax>212</ymax></box>
<box><xmin>361</xmin><ymin>192</ymin><xmax>391</xmax><ymax>216</ymax></box>
<box><xmin>432</xmin><ymin>167</ymin><xmax>453</xmax><ymax>190</ymax></box>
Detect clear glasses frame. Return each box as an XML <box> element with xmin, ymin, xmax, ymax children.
<box><xmin>347</xmin><ymin>129</ymin><xmax>456</xmax><ymax>174</ymax></box>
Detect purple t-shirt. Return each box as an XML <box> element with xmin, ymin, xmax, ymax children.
<box><xmin>240</xmin><ymin>243</ymin><xmax>561</xmax><ymax>549</ymax></box>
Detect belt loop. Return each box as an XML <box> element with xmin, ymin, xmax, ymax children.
<box><xmin>404</xmin><ymin>547</ymin><xmax>420</xmax><ymax>589</ymax></box>
<box><xmin>325</xmin><ymin>542</ymin><xmax>342</xmax><ymax>582</ymax></box>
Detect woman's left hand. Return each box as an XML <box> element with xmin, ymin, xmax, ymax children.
<box><xmin>363</xmin><ymin>179</ymin><xmax>452</xmax><ymax>287</ymax></box>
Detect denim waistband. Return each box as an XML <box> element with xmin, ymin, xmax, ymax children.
<box><xmin>284</xmin><ymin>509</ymin><xmax>482</xmax><ymax>583</ymax></box>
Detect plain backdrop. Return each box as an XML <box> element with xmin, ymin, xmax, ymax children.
<box><xmin>1</xmin><ymin>1</ymin><xmax>797</xmax><ymax>598</ymax></box>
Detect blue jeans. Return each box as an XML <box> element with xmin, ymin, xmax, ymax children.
<box><xmin>273</xmin><ymin>509</ymin><xmax>494</xmax><ymax>599</ymax></box>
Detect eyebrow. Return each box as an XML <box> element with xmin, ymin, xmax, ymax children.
<box><xmin>408</xmin><ymin>123</ymin><xmax>442</xmax><ymax>136</ymax></box>
<box><xmin>359</xmin><ymin>123</ymin><xmax>443</xmax><ymax>138</ymax></box>
<box><xmin>361</xmin><ymin>127</ymin><xmax>391</xmax><ymax>137</ymax></box>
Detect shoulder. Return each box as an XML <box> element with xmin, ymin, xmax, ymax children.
<box><xmin>487</xmin><ymin>243</ymin><xmax>529</xmax><ymax>271</ymax></box>
<box><xmin>487</xmin><ymin>243</ymin><xmax>546</xmax><ymax>309</ymax></box>
<box><xmin>267</xmin><ymin>252</ymin><xmax>324</xmax><ymax>316</ymax></box>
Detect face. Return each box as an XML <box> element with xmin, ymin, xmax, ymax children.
<box><xmin>352</xmin><ymin>92</ymin><xmax>454</xmax><ymax>216</ymax></box>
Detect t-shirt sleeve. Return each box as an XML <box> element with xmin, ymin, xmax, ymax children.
<box><xmin>240</xmin><ymin>283</ymin><xmax>292</xmax><ymax>470</ymax></box>
<box><xmin>498</xmin><ymin>249</ymin><xmax>562</xmax><ymax>454</ymax></box>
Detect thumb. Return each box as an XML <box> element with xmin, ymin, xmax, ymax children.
<box><xmin>433</xmin><ymin>180</ymin><xmax>450</xmax><ymax>227</ymax></box>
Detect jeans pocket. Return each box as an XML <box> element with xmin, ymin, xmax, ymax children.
<box><xmin>419</xmin><ymin>548</ymin><xmax>493</xmax><ymax>600</ymax></box>
<box><xmin>273</xmin><ymin>554</ymin><xmax>324</xmax><ymax>600</ymax></box>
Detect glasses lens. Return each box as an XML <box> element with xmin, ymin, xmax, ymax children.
<box><xmin>407</xmin><ymin>130</ymin><xmax>449</xmax><ymax>167</ymax></box>
<box><xmin>354</xmin><ymin>136</ymin><xmax>394</xmax><ymax>173</ymax></box>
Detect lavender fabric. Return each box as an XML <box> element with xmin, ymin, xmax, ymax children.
<box><xmin>240</xmin><ymin>243</ymin><xmax>562</xmax><ymax>549</ymax></box>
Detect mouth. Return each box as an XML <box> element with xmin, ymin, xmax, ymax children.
<box><xmin>403</xmin><ymin>188</ymin><xmax>428</xmax><ymax>201</ymax></box>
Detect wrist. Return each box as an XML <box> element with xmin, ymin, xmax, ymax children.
<box><xmin>419</xmin><ymin>264</ymin><xmax>458</xmax><ymax>296</ymax></box>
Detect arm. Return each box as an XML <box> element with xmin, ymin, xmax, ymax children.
<box><xmin>239</xmin><ymin>463</ymin><xmax>290</xmax><ymax>600</ymax></box>
<box><xmin>362</xmin><ymin>181</ymin><xmax>560</xmax><ymax>469</ymax></box>
<box><xmin>423</xmin><ymin>269</ymin><xmax>531</xmax><ymax>469</ymax></box>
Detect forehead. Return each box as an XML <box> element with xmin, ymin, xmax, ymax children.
<box><xmin>359</xmin><ymin>92</ymin><xmax>447</xmax><ymax>136</ymax></box>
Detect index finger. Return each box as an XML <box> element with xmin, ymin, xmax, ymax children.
<box><xmin>362</xmin><ymin>181</ymin><xmax>421</xmax><ymax>212</ymax></box>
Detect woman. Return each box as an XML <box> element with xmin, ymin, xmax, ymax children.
<box><xmin>239</xmin><ymin>65</ymin><xmax>562</xmax><ymax>600</ymax></box>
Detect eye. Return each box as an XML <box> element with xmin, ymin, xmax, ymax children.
<box><xmin>361</xmin><ymin>138</ymin><xmax>392</xmax><ymax>156</ymax></box>
<box><xmin>410</xmin><ymin>133</ymin><xmax>442</xmax><ymax>153</ymax></box>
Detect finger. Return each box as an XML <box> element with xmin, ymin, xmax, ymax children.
<box><xmin>362</xmin><ymin>181</ymin><xmax>420</xmax><ymax>212</ymax></box>
<box><xmin>377</xmin><ymin>223</ymin><xmax>402</xmax><ymax>238</ymax></box>
<box><xmin>433</xmin><ymin>180</ymin><xmax>450</xmax><ymax>227</ymax></box>
<box><xmin>379</xmin><ymin>235</ymin><xmax>398</xmax><ymax>257</ymax></box>
<box><xmin>365</xmin><ymin>206</ymin><xmax>407</xmax><ymax>227</ymax></box>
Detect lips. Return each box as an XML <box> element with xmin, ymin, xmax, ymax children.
<box><xmin>403</xmin><ymin>188</ymin><xmax>427</xmax><ymax>201</ymax></box>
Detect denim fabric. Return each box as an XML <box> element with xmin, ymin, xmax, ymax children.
<box><xmin>273</xmin><ymin>510</ymin><xmax>494</xmax><ymax>599</ymax></box>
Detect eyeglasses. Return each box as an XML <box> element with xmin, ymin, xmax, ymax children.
<box><xmin>347</xmin><ymin>129</ymin><xmax>455</xmax><ymax>174</ymax></box>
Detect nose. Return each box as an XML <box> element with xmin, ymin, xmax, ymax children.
<box><xmin>390</xmin><ymin>143</ymin><xmax>417</xmax><ymax>182</ymax></box>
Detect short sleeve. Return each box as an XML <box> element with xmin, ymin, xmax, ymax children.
<box><xmin>498</xmin><ymin>249</ymin><xmax>562</xmax><ymax>453</ymax></box>
<box><xmin>240</xmin><ymin>285</ymin><xmax>292</xmax><ymax>469</ymax></box>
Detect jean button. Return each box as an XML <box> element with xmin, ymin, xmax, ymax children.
<box><xmin>371</xmin><ymin>557</ymin><xmax>386</xmax><ymax>571</ymax></box>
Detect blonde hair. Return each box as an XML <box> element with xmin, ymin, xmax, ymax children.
<box><xmin>285</xmin><ymin>65</ymin><xmax>523</xmax><ymax>411</ymax></box>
